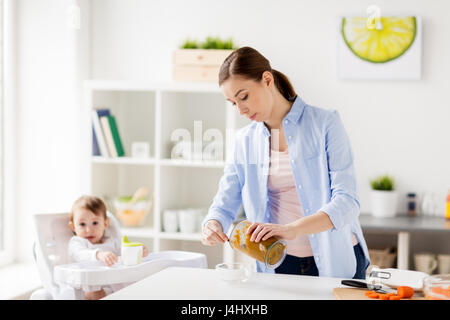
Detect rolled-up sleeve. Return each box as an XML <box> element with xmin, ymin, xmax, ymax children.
<box><xmin>319</xmin><ymin>110</ymin><xmax>360</xmax><ymax>230</ymax></box>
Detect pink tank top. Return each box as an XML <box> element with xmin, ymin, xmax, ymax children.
<box><xmin>267</xmin><ymin>148</ymin><xmax>358</xmax><ymax>258</ymax></box>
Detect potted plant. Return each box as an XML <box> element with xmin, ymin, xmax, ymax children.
<box><xmin>370</xmin><ymin>175</ymin><xmax>398</xmax><ymax>217</ymax></box>
<box><xmin>173</xmin><ymin>36</ymin><xmax>237</xmax><ymax>82</ymax></box>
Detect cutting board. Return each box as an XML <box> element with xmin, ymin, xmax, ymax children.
<box><xmin>333</xmin><ymin>287</ymin><xmax>426</xmax><ymax>300</ymax></box>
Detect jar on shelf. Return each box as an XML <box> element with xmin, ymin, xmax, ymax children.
<box><xmin>229</xmin><ymin>220</ymin><xmax>287</xmax><ymax>269</ymax></box>
<box><xmin>406</xmin><ymin>193</ymin><xmax>417</xmax><ymax>216</ymax></box>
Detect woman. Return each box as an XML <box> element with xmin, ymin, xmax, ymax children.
<box><xmin>201</xmin><ymin>46</ymin><xmax>370</xmax><ymax>279</ymax></box>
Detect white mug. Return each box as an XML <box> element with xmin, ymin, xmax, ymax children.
<box><xmin>414</xmin><ymin>253</ymin><xmax>438</xmax><ymax>274</ymax></box>
<box><xmin>437</xmin><ymin>254</ymin><xmax>450</xmax><ymax>274</ymax></box>
<box><xmin>163</xmin><ymin>209</ymin><xmax>179</xmax><ymax>233</ymax></box>
<box><xmin>179</xmin><ymin>209</ymin><xmax>197</xmax><ymax>233</ymax></box>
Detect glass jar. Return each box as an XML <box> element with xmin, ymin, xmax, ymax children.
<box><xmin>229</xmin><ymin>220</ymin><xmax>287</xmax><ymax>269</ymax></box>
<box><xmin>406</xmin><ymin>193</ymin><xmax>417</xmax><ymax>216</ymax></box>
<box><xmin>423</xmin><ymin>274</ymin><xmax>450</xmax><ymax>300</ymax></box>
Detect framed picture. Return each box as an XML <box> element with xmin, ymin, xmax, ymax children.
<box><xmin>337</xmin><ymin>16</ymin><xmax>422</xmax><ymax>80</ymax></box>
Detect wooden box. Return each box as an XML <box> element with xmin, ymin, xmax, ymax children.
<box><xmin>172</xmin><ymin>49</ymin><xmax>234</xmax><ymax>83</ymax></box>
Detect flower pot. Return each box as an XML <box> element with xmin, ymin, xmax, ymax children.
<box><xmin>370</xmin><ymin>190</ymin><xmax>398</xmax><ymax>217</ymax></box>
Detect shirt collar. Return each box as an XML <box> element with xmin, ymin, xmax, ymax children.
<box><xmin>259</xmin><ymin>95</ymin><xmax>306</xmax><ymax>137</ymax></box>
<box><xmin>284</xmin><ymin>95</ymin><xmax>306</xmax><ymax>124</ymax></box>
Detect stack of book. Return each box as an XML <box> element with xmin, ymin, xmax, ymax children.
<box><xmin>92</xmin><ymin>108</ymin><xmax>125</xmax><ymax>157</ymax></box>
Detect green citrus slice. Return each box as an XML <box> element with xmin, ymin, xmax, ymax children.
<box><xmin>342</xmin><ymin>16</ymin><xmax>416</xmax><ymax>63</ymax></box>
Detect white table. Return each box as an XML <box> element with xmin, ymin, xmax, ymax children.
<box><xmin>104</xmin><ymin>266</ymin><xmax>346</xmax><ymax>300</ymax></box>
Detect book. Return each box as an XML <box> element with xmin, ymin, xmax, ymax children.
<box><xmin>100</xmin><ymin>116</ymin><xmax>118</xmax><ymax>157</ymax></box>
<box><xmin>92</xmin><ymin>126</ymin><xmax>100</xmax><ymax>156</ymax></box>
<box><xmin>107</xmin><ymin>115</ymin><xmax>125</xmax><ymax>157</ymax></box>
<box><xmin>91</xmin><ymin>109</ymin><xmax>110</xmax><ymax>157</ymax></box>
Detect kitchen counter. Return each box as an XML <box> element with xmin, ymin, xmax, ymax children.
<box><xmin>104</xmin><ymin>266</ymin><xmax>345</xmax><ymax>300</ymax></box>
<box><xmin>359</xmin><ymin>214</ymin><xmax>450</xmax><ymax>233</ymax></box>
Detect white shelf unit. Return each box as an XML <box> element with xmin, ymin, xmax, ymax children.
<box><xmin>83</xmin><ymin>80</ymin><xmax>251</xmax><ymax>268</ymax></box>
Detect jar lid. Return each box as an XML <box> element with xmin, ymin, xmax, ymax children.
<box><xmin>407</xmin><ymin>193</ymin><xmax>416</xmax><ymax>197</ymax></box>
<box><xmin>122</xmin><ymin>235</ymin><xmax>143</xmax><ymax>247</ymax></box>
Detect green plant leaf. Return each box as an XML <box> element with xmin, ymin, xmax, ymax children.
<box><xmin>370</xmin><ymin>175</ymin><xmax>395</xmax><ymax>191</ymax></box>
<box><xmin>181</xmin><ymin>36</ymin><xmax>235</xmax><ymax>50</ymax></box>
<box><xmin>180</xmin><ymin>38</ymin><xmax>199</xmax><ymax>49</ymax></box>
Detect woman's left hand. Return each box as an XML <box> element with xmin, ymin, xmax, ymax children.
<box><xmin>246</xmin><ymin>222</ymin><xmax>297</xmax><ymax>242</ymax></box>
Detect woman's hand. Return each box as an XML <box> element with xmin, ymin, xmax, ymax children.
<box><xmin>97</xmin><ymin>250</ymin><xmax>118</xmax><ymax>266</ymax></box>
<box><xmin>247</xmin><ymin>222</ymin><xmax>297</xmax><ymax>242</ymax></box>
<box><xmin>201</xmin><ymin>220</ymin><xmax>229</xmax><ymax>246</ymax></box>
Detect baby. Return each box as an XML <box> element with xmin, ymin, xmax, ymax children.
<box><xmin>68</xmin><ymin>195</ymin><xmax>148</xmax><ymax>300</ymax></box>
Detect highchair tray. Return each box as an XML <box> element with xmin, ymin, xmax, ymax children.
<box><xmin>54</xmin><ymin>250</ymin><xmax>207</xmax><ymax>290</ymax></box>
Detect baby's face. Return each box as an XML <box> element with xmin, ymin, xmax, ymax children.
<box><xmin>70</xmin><ymin>209</ymin><xmax>109</xmax><ymax>244</ymax></box>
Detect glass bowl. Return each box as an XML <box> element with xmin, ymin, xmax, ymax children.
<box><xmin>423</xmin><ymin>274</ymin><xmax>450</xmax><ymax>300</ymax></box>
<box><xmin>215</xmin><ymin>262</ymin><xmax>252</xmax><ymax>283</ymax></box>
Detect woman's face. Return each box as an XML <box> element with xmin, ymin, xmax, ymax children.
<box><xmin>220</xmin><ymin>72</ymin><xmax>274</xmax><ymax>122</ymax></box>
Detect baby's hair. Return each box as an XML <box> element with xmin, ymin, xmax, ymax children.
<box><xmin>70</xmin><ymin>195</ymin><xmax>107</xmax><ymax>222</ymax></box>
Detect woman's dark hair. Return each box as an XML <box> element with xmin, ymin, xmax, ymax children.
<box><xmin>219</xmin><ymin>46</ymin><xmax>296</xmax><ymax>101</ymax></box>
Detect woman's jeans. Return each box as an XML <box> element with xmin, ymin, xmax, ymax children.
<box><xmin>275</xmin><ymin>243</ymin><xmax>367</xmax><ymax>279</ymax></box>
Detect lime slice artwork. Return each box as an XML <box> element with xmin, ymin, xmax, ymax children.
<box><xmin>342</xmin><ymin>16</ymin><xmax>416</xmax><ymax>63</ymax></box>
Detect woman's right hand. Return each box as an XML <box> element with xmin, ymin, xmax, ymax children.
<box><xmin>201</xmin><ymin>220</ymin><xmax>229</xmax><ymax>246</ymax></box>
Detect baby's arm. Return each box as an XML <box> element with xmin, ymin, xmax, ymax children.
<box><xmin>68</xmin><ymin>237</ymin><xmax>99</xmax><ymax>262</ymax></box>
<box><xmin>69</xmin><ymin>237</ymin><xmax>118</xmax><ymax>266</ymax></box>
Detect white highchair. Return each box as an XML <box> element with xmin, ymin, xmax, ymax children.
<box><xmin>30</xmin><ymin>212</ymin><xmax>207</xmax><ymax>300</ymax></box>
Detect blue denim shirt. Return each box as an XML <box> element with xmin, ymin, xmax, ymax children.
<box><xmin>203</xmin><ymin>95</ymin><xmax>370</xmax><ymax>278</ymax></box>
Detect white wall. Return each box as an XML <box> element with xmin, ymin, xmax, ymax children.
<box><xmin>90</xmin><ymin>0</ymin><xmax>450</xmax><ymax>214</ymax></box>
<box><xmin>13</xmin><ymin>0</ymin><xmax>450</xmax><ymax>262</ymax></box>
